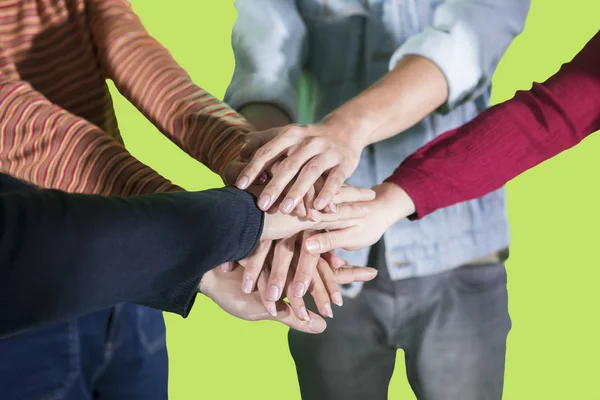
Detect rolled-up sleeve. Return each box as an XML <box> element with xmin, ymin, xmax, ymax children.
<box><xmin>389</xmin><ymin>0</ymin><xmax>531</xmax><ymax>112</ymax></box>
<box><xmin>224</xmin><ymin>0</ymin><xmax>307</xmax><ymax>122</ymax></box>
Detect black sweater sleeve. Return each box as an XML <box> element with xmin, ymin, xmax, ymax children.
<box><xmin>0</xmin><ymin>174</ymin><xmax>263</xmax><ymax>337</ymax></box>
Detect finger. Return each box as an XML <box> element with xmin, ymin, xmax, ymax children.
<box><xmin>316</xmin><ymin>202</ymin><xmax>369</xmax><ymax>223</ymax></box>
<box><xmin>294</xmin><ymin>185</ymin><xmax>314</xmax><ymax>218</ymax></box>
<box><xmin>283</xmin><ymin>250</ymin><xmax>310</xmax><ymax>321</ymax></box>
<box><xmin>314</xmin><ymin>166</ymin><xmax>348</xmax><ymax>210</ymax></box>
<box><xmin>316</xmin><ymin>256</ymin><xmax>343</xmax><ymax>307</ymax></box>
<box><xmin>308</xmin><ymin>266</ymin><xmax>334</xmax><ymax>318</ymax></box>
<box><xmin>333</xmin><ymin>266</ymin><xmax>379</xmax><ymax>285</ymax></box>
<box><xmin>291</xmin><ymin>231</ymin><xmax>320</xmax><ymax>299</ymax></box>
<box><xmin>273</xmin><ymin>302</ymin><xmax>327</xmax><ymax>334</ymax></box>
<box><xmin>266</xmin><ymin>235</ymin><xmax>297</xmax><ymax>303</ymax></box>
<box><xmin>257</xmin><ymin>268</ymin><xmax>278</xmax><ymax>317</ymax></box>
<box><xmin>240</xmin><ymin>129</ymin><xmax>278</xmax><ymax>160</ymax></box>
<box><xmin>291</xmin><ymin>184</ymin><xmax>311</xmax><ymax>218</ymax></box>
<box><xmin>322</xmin><ymin>251</ymin><xmax>347</xmax><ymax>269</ymax></box>
<box><xmin>241</xmin><ymin>240</ymin><xmax>272</xmax><ymax>294</ymax></box>
<box><xmin>304</xmin><ymin>230</ymin><xmax>356</xmax><ymax>254</ymax></box>
<box><xmin>286</xmin><ymin>281</ymin><xmax>310</xmax><ymax>321</ymax></box>
<box><xmin>293</xmin><ymin>201</ymin><xmax>307</xmax><ymax>218</ymax></box>
<box><xmin>332</xmin><ymin>186</ymin><xmax>376</xmax><ymax>204</ymax></box>
<box><xmin>280</xmin><ymin>153</ymin><xmax>340</xmax><ymax>213</ymax></box>
<box><xmin>262</xmin><ymin>142</ymin><xmax>327</xmax><ymax>213</ymax></box>
<box><xmin>236</xmin><ymin>133</ymin><xmax>298</xmax><ymax>190</ymax></box>
<box><xmin>220</xmin><ymin>262</ymin><xmax>234</xmax><ymax>272</ymax></box>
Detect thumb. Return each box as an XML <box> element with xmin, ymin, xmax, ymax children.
<box><xmin>322</xmin><ymin>251</ymin><xmax>347</xmax><ymax>269</ymax></box>
<box><xmin>273</xmin><ymin>302</ymin><xmax>327</xmax><ymax>334</ymax></box>
<box><xmin>333</xmin><ymin>266</ymin><xmax>378</xmax><ymax>285</ymax></box>
<box><xmin>304</xmin><ymin>230</ymin><xmax>353</xmax><ymax>254</ymax></box>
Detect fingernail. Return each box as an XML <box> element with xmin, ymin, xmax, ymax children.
<box><xmin>324</xmin><ymin>303</ymin><xmax>333</xmax><ymax>318</ymax></box>
<box><xmin>258</xmin><ymin>194</ymin><xmax>271</xmax><ymax>210</ymax></box>
<box><xmin>242</xmin><ymin>279</ymin><xmax>254</xmax><ymax>294</ymax></box>
<box><xmin>293</xmin><ymin>283</ymin><xmax>306</xmax><ymax>298</ymax></box>
<box><xmin>300</xmin><ymin>307</ymin><xmax>310</xmax><ymax>321</ymax></box>
<box><xmin>280</xmin><ymin>198</ymin><xmax>295</xmax><ymax>213</ymax></box>
<box><xmin>296</xmin><ymin>202</ymin><xmax>307</xmax><ymax>217</ymax></box>
<box><xmin>366</xmin><ymin>268</ymin><xmax>378</xmax><ymax>276</ymax></box>
<box><xmin>329</xmin><ymin>202</ymin><xmax>337</xmax><ymax>213</ymax></box>
<box><xmin>305</xmin><ymin>239</ymin><xmax>319</xmax><ymax>253</ymax></box>
<box><xmin>237</xmin><ymin>176</ymin><xmax>249</xmax><ymax>189</ymax></box>
<box><xmin>314</xmin><ymin>198</ymin><xmax>327</xmax><ymax>210</ymax></box>
<box><xmin>309</xmin><ymin>209</ymin><xmax>321</xmax><ymax>222</ymax></box>
<box><xmin>257</xmin><ymin>172</ymin><xmax>268</xmax><ymax>185</ymax></box>
<box><xmin>266</xmin><ymin>303</ymin><xmax>277</xmax><ymax>317</ymax></box>
<box><xmin>267</xmin><ymin>285</ymin><xmax>280</xmax><ymax>301</ymax></box>
<box><xmin>332</xmin><ymin>293</ymin><xmax>343</xmax><ymax>306</ymax></box>
<box><xmin>308</xmin><ymin>318</ymin><xmax>326</xmax><ymax>333</ymax></box>
<box><xmin>221</xmin><ymin>262</ymin><xmax>233</xmax><ymax>272</ymax></box>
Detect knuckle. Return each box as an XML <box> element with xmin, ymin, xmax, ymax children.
<box><xmin>271</xmin><ymin>271</ymin><xmax>288</xmax><ymax>284</ymax></box>
<box><xmin>280</xmin><ymin>157</ymin><xmax>298</xmax><ymax>172</ymax></box>
<box><xmin>306</xmin><ymin>161</ymin><xmax>322</xmax><ymax>173</ymax></box>
<box><xmin>308</xmin><ymin>136</ymin><xmax>325</xmax><ymax>148</ymax></box>
<box><xmin>255</xmin><ymin>145</ymin><xmax>273</xmax><ymax>159</ymax></box>
<box><xmin>325</xmin><ymin>234</ymin><xmax>337</xmax><ymax>250</ymax></box>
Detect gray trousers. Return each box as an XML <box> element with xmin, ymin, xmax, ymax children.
<box><xmin>289</xmin><ymin>242</ymin><xmax>511</xmax><ymax>400</ymax></box>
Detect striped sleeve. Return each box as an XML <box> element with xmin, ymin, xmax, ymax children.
<box><xmin>88</xmin><ymin>0</ymin><xmax>251</xmax><ymax>179</ymax></box>
<box><xmin>0</xmin><ymin>76</ymin><xmax>181</xmax><ymax>196</ymax></box>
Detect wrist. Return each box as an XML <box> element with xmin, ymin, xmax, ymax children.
<box><xmin>377</xmin><ymin>182</ymin><xmax>416</xmax><ymax>224</ymax></box>
<box><xmin>198</xmin><ymin>270</ymin><xmax>216</xmax><ymax>297</ymax></box>
<box><xmin>320</xmin><ymin>111</ymin><xmax>370</xmax><ymax>151</ymax></box>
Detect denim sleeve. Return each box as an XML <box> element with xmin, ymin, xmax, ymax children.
<box><xmin>224</xmin><ymin>0</ymin><xmax>307</xmax><ymax>122</ymax></box>
<box><xmin>389</xmin><ymin>0</ymin><xmax>531</xmax><ymax>112</ymax></box>
<box><xmin>0</xmin><ymin>177</ymin><xmax>263</xmax><ymax>337</ymax></box>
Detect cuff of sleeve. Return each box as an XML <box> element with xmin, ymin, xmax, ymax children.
<box><xmin>220</xmin><ymin>187</ymin><xmax>264</xmax><ymax>260</ymax></box>
<box><xmin>139</xmin><ymin>276</ymin><xmax>202</xmax><ymax>317</ymax></box>
<box><xmin>389</xmin><ymin>27</ymin><xmax>485</xmax><ymax>112</ymax></box>
<box><xmin>384</xmin><ymin>166</ymin><xmax>440</xmax><ymax>220</ymax></box>
<box><xmin>225</xmin><ymin>75</ymin><xmax>299</xmax><ymax>122</ymax></box>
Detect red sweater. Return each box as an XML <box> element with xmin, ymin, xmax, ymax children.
<box><xmin>387</xmin><ymin>30</ymin><xmax>600</xmax><ymax>219</ymax></box>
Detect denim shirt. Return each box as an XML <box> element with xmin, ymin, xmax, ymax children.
<box><xmin>225</xmin><ymin>0</ymin><xmax>530</xmax><ymax>297</ymax></box>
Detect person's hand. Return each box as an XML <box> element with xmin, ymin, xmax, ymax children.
<box><xmin>222</xmin><ymin>156</ymin><xmax>268</xmax><ymax>187</ymax></box>
<box><xmin>235</xmin><ymin>122</ymin><xmax>365</xmax><ymax>213</ymax></box>
<box><xmin>258</xmin><ymin>184</ymin><xmax>375</xmax><ymax>241</ymax></box>
<box><xmin>302</xmin><ymin>183</ymin><xmax>416</xmax><ymax>254</ymax></box>
<box><xmin>199</xmin><ymin>265</ymin><xmax>327</xmax><ymax>334</ymax></box>
<box><xmin>233</xmin><ymin>233</ymin><xmax>378</xmax><ymax>319</ymax></box>
<box><xmin>241</xmin><ymin>183</ymin><xmax>373</xmax><ymax>304</ymax></box>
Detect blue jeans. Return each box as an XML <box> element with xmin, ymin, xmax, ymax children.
<box><xmin>289</xmin><ymin>241</ymin><xmax>511</xmax><ymax>400</ymax></box>
<box><xmin>0</xmin><ymin>304</ymin><xmax>168</xmax><ymax>400</ymax></box>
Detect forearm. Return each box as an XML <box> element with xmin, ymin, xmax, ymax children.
<box><xmin>89</xmin><ymin>0</ymin><xmax>250</xmax><ymax>176</ymax></box>
<box><xmin>0</xmin><ymin>180</ymin><xmax>263</xmax><ymax>337</ymax></box>
<box><xmin>0</xmin><ymin>80</ymin><xmax>180</xmax><ymax>196</ymax></box>
<box><xmin>322</xmin><ymin>55</ymin><xmax>448</xmax><ymax>147</ymax></box>
<box><xmin>388</xmin><ymin>32</ymin><xmax>600</xmax><ymax>218</ymax></box>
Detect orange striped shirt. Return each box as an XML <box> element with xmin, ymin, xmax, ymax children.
<box><xmin>0</xmin><ymin>0</ymin><xmax>250</xmax><ymax>196</ymax></box>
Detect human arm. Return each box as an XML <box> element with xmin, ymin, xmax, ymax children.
<box><xmin>303</xmin><ymin>31</ymin><xmax>600</xmax><ymax>253</ymax></box>
<box><xmin>0</xmin><ymin>173</ymin><xmax>375</xmax><ymax>336</ymax></box>
<box><xmin>388</xmin><ymin>30</ymin><xmax>600</xmax><ymax>218</ymax></box>
<box><xmin>0</xmin><ymin>174</ymin><xmax>261</xmax><ymax>336</ymax></box>
<box><xmin>0</xmin><ymin>73</ymin><xmax>181</xmax><ymax>196</ymax></box>
<box><xmin>87</xmin><ymin>0</ymin><xmax>252</xmax><ymax>181</ymax></box>
<box><xmin>235</xmin><ymin>0</ymin><xmax>531</xmax><ymax>211</ymax></box>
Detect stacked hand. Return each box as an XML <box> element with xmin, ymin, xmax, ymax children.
<box><xmin>204</xmin><ymin>119</ymin><xmax>415</xmax><ymax>332</ymax></box>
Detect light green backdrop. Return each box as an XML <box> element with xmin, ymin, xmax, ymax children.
<box><xmin>111</xmin><ymin>1</ymin><xmax>600</xmax><ymax>398</ymax></box>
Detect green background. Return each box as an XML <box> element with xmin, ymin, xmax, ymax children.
<box><xmin>112</xmin><ymin>1</ymin><xmax>600</xmax><ymax>398</ymax></box>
